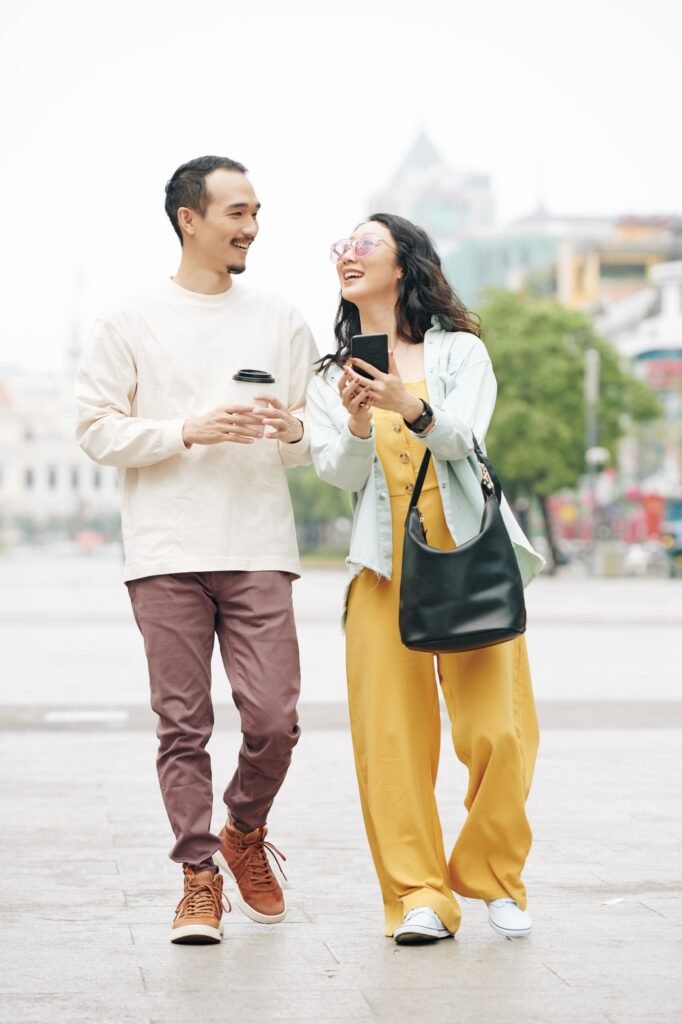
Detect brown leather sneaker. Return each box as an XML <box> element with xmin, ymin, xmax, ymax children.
<box><xmin>213</xmin><ymin>821</ymin><xmax>287</xmax><ymax>924</ymax></box>
<box><xmin>171</xmin><ymin>867</ymin><xmax>230</xmax><ymax>944</ymax></box>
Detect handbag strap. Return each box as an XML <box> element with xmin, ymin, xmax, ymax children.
<box><xmin>474</xmin><ymin>437</ymin><xmax>503</xmax><ymax>503</ymax></box>
<box><xmin>408</xmin><ymin>433</ymin><xmax>502</xmax><ymax>512</ymax></box>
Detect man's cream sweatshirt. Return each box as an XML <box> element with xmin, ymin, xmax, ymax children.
<box><xmin>75</xmin><ymin>278</ymin><xmax>318</xmax><ymax>581</ymax></box>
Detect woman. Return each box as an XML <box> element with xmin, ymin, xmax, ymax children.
<box><xmin>306</xmin><ymin>214</ymin><xmax>544</xmax><ymax>944</ymax></box>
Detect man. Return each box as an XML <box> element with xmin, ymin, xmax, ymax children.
<box><xmin>75</xmin><ymin>156</ymin><xmax>318</xmax><ymax>944</ymax></box>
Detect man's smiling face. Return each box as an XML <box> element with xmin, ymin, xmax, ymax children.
<box><xmin>181</xmin><ymin>168</ymin><xmax>260</xmax><ymax>273</ymax></box>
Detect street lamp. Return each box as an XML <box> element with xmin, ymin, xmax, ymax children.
<box><xmin>584</xmin><ymin>349</ymin><xmax>605</xmax><ymax>573</ymax></box>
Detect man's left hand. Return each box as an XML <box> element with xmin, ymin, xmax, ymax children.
<box><xmin>253</xmin><ymin>395</ymin><xmax>304</xmax><ymax>443</ymax></box>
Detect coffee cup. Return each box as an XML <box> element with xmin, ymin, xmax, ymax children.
<box><xmin>231</xmin><ymin>368</ymin><xmax>277</xmax><ymax>409</ymax></box>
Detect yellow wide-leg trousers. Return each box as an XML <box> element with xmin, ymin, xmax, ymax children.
<box><xmin>345</xmin><ymin>496</ymin><xmax>539</xmax><ymax>937</ymax></box>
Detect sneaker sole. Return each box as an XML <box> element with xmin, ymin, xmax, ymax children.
<box><xmin>488</xmin><ymin>918</ymin><xmax>531</xmax><ymax>939</ymax></box>
<box><xmin>394</xmin><ymin>927</ymin><xmax>453</xmax><ymax>945</ymax></box>
<box><xmin>171</xmin><ymin>923</ymin><xmax>223</xmax><ymax>944</ymax></box>
<box><xmin>213</xmin><ymin>850</ymin><xmax>286</xmax><ymax>925</ymax></box>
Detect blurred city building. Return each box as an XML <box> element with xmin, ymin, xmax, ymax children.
<box><xmin>446</xmin><ymin>206</ymin><xmax>617</xmax><ymax>305</ymax></box>
<box><xmin>0</xmin><ymin>348</ymin><xmax>119</xmax><ymax>547</ymax></box>
<box><xmin>558</xmin><ymin>217</ymin><xmax>682</xmax><ymax>311</ymax></box>
<box><xmin>369</xmin><ymin>131</ymin><xmax>496</xmax><ymax>246</ymax></box>
<box><xmin>445</xmin><ymin>209</ymin><xmax>682</xmax><ymax>310</ymax></box>
<box><xmin>600</xmin><ymin>260</ymin><xmax>682</xmax><ymax>513</ymax></box>
<box><xmin>377</xmin><ymin>135</ymin><xmax>682</xmax><ymax>320</ymax></box>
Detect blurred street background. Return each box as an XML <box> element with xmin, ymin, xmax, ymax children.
<box><xmin>2</xmin><ymin>111</ymin><xmax>682</xmax><ymax>575</ymax></box>
<box><xmin>0</xmin><ymin>550</ymin><xmax>681</xmax><ymax>721</ymax></box>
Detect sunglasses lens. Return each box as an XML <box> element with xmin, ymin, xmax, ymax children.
<box><xmin>354</xmin><ymin>236</ymin><xmax>375</xmax><ymax>256</ymax></box>
<box><xmin>330</xmin><ymin>240</ymin><xmax>349</xmax><ymax>263</ymax></box>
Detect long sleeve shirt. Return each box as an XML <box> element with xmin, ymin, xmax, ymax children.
<box><xmin>306</xmin><ymin>324</ymin><xmax>544</xmax><ymax>588</ymax></box>
<box><xmin>75</xmin><ymin>278</ymin><xmax>318</xmax><ymax>581</ymax></box>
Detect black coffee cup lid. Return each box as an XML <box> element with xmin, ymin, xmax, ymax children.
<box><xmin>232</xmin><ymin>369</ymin><xmax>276</xmax><ymax>383</ymax></box>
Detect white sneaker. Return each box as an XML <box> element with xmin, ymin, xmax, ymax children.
<box><xmin>487</xmin><ymin>898</ymin><xmax>532</xmax><ymax>938</ymax></box>
<box><xmin>393</xmin><ymin>907</ymin><xmax>454</xmax><ymax>945</ymax></box>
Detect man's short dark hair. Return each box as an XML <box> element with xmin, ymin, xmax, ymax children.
<box><xmin>164</xmin><ymin>155</ymin><xmax>248</xmax><ymax>244</ymax></box>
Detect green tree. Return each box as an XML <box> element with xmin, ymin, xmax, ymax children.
<box><xmin>286</xmin><ymin>465</ymin><xmax>351</xmax><ymax>554</ymax></box>
<box><xmin>478</xmin><ymin>290</ymin><xmax>661</xmax><ymax>565</ymax></box>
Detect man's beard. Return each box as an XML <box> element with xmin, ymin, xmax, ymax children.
<box><xmin>227</xmin><ymin>263</ymin><xmax>246</xmax><ymax>274</ymax></box>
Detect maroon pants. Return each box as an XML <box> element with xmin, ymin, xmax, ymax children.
<box><xmin>126</xmin><ymin>571</ymin><xmax>301</xmax><ymax>866</ymax></box>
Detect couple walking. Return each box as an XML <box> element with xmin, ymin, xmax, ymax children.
<box><xmin>75</xmin><ymin>155</ymin><xmax>543</xmax><ymax>948</ymax></box>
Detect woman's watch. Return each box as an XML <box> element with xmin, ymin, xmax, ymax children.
<box><xmin>404</xmin><ymin>400</ymin><xmax>435</xmax><ymax>434</ymax></box>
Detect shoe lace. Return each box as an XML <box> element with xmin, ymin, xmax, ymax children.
<box><xmin>247</xmin><ymin>836</ymin><xmax>287</xmax><ymax>889</ymax></box>
<box><xmin>175</xmin><ymin>875</ymin><xmax>231</xmax><ymax>920</ymax></box>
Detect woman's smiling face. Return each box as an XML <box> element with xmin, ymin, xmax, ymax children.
<box><xmin>334</xmin><ymin>221</ymin><xmax>403</xmax><ymax>305</ymax></box>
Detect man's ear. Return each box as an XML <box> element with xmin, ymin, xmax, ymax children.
<box><xmin>177</xmin><ymin>207</ymin><xmax>195</xmax><ymax>238</ymax></box>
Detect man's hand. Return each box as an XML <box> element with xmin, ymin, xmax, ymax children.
<box><xmin>182</xmin><ymin>405</ymin><xmax>266</xmax><ymax>447</ymax></box>
<box><xmin>252</xmin><ymin>395</ymin><xmax>304</xmax><ymax>444</ymax></box>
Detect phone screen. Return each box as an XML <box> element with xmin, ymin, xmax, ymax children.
<box><xmin>350</xmin><ymin>334</ymin><xmax>389</xmax><ymax>379</ymax></box>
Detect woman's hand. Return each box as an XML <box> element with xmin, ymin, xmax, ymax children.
<box><xmin>338</xmin><ymin>369</ymin><xmax>373</xmax><ymax>439</ymax></box>
<box><xmin>348</xmin><ymin>352</ymin><xmax>423</xmax><ymax>424</ymax></box>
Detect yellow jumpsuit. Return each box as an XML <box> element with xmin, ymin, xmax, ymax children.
<box><xmin>345</xmin><ymin>382</ymin><xmax>539</xmax><ymax>937</ymax></box>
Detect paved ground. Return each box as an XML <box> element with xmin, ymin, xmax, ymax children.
<box><xmin>1</xmin><ymin>727</ymin><xmax>681</xmax><ymax>1023</ymax></box>
<box><xmin>1</xmin><ymin>552</ymin><xmax>681</xmax><ymax>1022</ymax></box>
<box><xmin>1</xmin><ymin>551</ymin><xmax>681</xmax><ymax>709</ymax></box>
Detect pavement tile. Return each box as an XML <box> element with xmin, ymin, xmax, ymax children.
<box><xmin>362</xmin><ymin>986</ymin><xmax>611</xmax><ymax>1024</ymax></box>
<box><xmin>145</xmin><ymin>988</ymin><xmax>375</xmax><ymax>1021</ymax></box>
<box><xmin>1</xmin><ymin>965</ymin><xmax>145</xmax><ymax>997</ymax></box>
<box><xmin>0</xmin><ymin>994</ymin><xmax>151</xmax><ymax>1024</ymax></box>
<box><xmin>9</xmin><ymin>859</ymin><xmax>120</xmax><ymax>878</ymax></box>
<box><xmin>1</xmin><ymin>885</ymin><xmax>126</xmax><ymax>913</ymax></box>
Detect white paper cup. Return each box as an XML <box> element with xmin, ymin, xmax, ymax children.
<box><xmin>231</xmin><ymin>368</ymin><xmax>277</xmax><ymax>407</ymax></box>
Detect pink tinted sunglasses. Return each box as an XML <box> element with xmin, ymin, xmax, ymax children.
<box><xmin>330</xmin><ymin>234</ymin><xmax>398</xmax><ymax>264</ymax></box>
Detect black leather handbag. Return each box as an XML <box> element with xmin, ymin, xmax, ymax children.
<box><xmin>399</xmin><ymin>439</ymin><xmax>526</xmax><ymax>653</ymax></box>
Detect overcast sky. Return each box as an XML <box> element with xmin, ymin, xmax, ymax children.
<box><xmin>1</xmin><ymin>0</ymin><xmax>681</xmax><ymax>375</ymax></box>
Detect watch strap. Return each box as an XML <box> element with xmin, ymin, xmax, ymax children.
<box><xmin>404</xmin><ymin>400</ymin><xmax>434</xmax><ymax>434</ymax></box>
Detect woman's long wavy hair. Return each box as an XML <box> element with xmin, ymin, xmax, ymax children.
<box><xmin>316</xmin><ymin>212</ymin><xmax>481</xmax><ymax>374</ymax></box>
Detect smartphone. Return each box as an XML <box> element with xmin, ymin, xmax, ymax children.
<box><xmin>350</xmin><ymin>333</ymin><xmax>389</xmax><ymax>379</ymax></box>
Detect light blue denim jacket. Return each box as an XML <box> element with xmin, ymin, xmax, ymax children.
<box><xmin>305</xmin><ymin>324</ymin><xmax>545</xmax><ymax>588</ymax></box>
